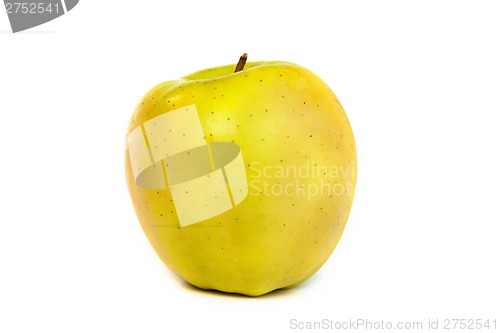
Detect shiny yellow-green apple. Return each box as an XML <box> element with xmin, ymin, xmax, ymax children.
<box><xmin>125</xmin><ymin>56</ymin><xmax>357</xmax><ymax>296</ymax></box>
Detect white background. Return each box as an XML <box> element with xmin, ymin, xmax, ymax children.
<box><xmin>1</xmin><ymin>1</ymin><xmax>499</xmax><ymax>332</ymax></box>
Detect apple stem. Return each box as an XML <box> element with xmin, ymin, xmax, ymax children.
<box><xmin>234</xmin><ymin>53</ymin><xmax>248</xmax><ymax>73</ymax></box>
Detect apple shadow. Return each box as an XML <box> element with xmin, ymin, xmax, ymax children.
<box><xmin>175</xmin><ymin>272</ymin><xmax>319</xmax><ymax>299</ymax></box>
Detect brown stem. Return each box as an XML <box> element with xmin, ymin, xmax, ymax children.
<box><xmin>234</xmin><ymin>53</ymin><xmax>248</xmax><ymax>73</ymax></box>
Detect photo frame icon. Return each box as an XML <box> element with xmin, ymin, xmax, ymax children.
<box><xmin>4</xmin><ymin>0</ymin><xmax>79</xmax><ymax>33</ymax></box>
<box><xmin>127</xmin><ymin>105</ymin><xmax>249</xmax><ymax>227</ymax></box>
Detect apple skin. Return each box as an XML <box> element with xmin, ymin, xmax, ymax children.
<box><xmin>125</xmin><ymin>60</ymin><xmax>357</xmax><ymax>296</ymax></box>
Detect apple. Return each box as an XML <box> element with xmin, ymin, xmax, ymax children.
<box><xmin>125</xmin><ymin>54</ymin><xmax>357</xmax><ymax>296</ymax></box>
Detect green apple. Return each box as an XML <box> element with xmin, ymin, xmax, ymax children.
<box><xmin>125</xmin><ymin>54</ymin><xmax>357</xmax><ymax>296</ymax></box>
